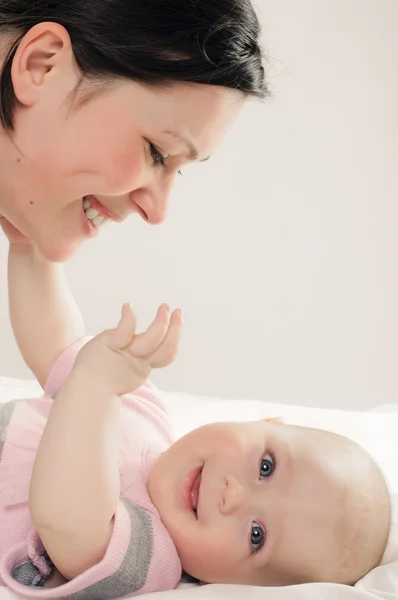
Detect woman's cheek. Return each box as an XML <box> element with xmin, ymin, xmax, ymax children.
<box><xmin>100</xmin><ymin>148</ymin><xmax>147</xmax><ymax>195</ymax></box>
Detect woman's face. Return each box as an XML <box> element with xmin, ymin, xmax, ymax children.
<box><xmin>0</xmin><ymin>25</ymin><xmax>244</xmax><ymax>261</ymax></box>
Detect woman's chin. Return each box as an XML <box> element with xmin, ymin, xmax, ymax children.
<box><xmin>37</xmin><ymin>235</ymin><xmax>83</xmax><ymax>263</ymax></box>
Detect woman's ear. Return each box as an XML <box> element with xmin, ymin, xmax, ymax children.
<box><xmin>11</xmin><ymin>22</ymin><xmax>75</xmax><ymax>107</ymax></box>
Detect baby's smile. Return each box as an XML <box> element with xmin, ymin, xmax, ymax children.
<box><xmin>182</xmin><ymin>465</ymin><xmax>202</xmax><ymax>519</ymax></box>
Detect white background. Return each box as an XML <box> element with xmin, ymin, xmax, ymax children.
<box><xmin>1</xmin><ymin>0</ymin><xmax>397</xmax><ymax>409</ymax></box>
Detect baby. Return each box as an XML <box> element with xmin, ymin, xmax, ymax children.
<box><xmin>0</xmin><ymin>220</ymin><xmax>391</xmax><ymax>598</ymax></box>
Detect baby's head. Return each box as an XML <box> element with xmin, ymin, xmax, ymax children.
<box><xmin>148</xmin><ymin>419</ymin><xmax>390</xmax><ymax>586</ymax></box>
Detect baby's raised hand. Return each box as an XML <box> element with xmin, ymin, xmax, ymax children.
<box><xmin>74</xmin><ymin>304</ymin><xmax>183</xmax><ymax>396</ymax></box>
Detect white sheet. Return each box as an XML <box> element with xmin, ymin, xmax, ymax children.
<box><xmin>0</xmin><ymin>377</ymin><xmax>397</xmax><ymax>599</ymax></box>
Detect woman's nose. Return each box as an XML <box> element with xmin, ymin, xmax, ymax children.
<box><xmin>131</xmin><ymin>192</ymin><xmax>167</xmax><ymax>225</ymax></box>
<box><xmin>220</xmin><ymin>473</ymin><xmax>245</xmax><ymax>516</ymax></box>
<box><xmin>132</xmin><ymin>173</ymin><xmax>177</xmax><ymax>225</ymax></box>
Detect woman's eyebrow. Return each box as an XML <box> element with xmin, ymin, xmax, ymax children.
<box><xmin>162</xmin><ymin>130</ymin><xmax>211</xmax><ymax>162</ymax></box>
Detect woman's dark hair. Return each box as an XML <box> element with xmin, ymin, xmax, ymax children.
<box><xmin>0</xmin><ymin>0</ymin><xmax>268</xmax><ymax>130</ymax></box>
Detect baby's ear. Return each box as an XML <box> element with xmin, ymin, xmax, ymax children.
<box><xmin>263</xmin><ymin>417</ymin><xmax>284</xmax><ymax>424</ymax></box>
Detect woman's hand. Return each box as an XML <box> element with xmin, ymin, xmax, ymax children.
<box><xmin>74</xmin><ymin>303</ymin><xmax>183</xmax><ymax>396</ymax></box>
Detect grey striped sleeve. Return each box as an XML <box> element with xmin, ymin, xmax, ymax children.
<box><xmin>11</xmin><ymin>500</ymin><xmax>154</xmax><ymax>600</ymax></box>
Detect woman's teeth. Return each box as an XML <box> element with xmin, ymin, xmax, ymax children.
<box><xmin>83</xmin><ymin>198</ymin><xmax>106</xmax><ymax>228</ymax></box>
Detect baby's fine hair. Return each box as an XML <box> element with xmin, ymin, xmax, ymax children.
<box><xmin>294</xmin><ymin>426</ymin><xmax>391</xmax><ymax>585</ymax></box>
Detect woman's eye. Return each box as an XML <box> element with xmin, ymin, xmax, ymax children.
<box><xmin>251</xmin><ymin>521</ymin><xmax>265</xmax><ymax>553</ymax></box>
<box><xmin>148</xmin><ymin>142</ymin><xmax>167</xmax><ymax>168</ymax></box>
<box><xmin>259</xmin><ymin>453</ymin><xmax>275</xmax><ymax>479</ymax></box>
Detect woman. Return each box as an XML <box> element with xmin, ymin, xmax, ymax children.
<box><xmin>0</xmin><ymin>0</ymin><xmax>267</xmax><ymax>262</ymax></box>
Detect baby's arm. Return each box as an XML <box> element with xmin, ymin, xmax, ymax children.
<box><xmin>4</xmin><ymin>221</ymin><xmax>84</xmax><ymax>387</ymax></box>
<box><xmin>30</xmin><ymin>303</ymin><xmax>182</xmax><ymax>581</ymax></box>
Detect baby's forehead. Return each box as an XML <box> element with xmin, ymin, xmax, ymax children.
<box><xmin>281</xmin><ymin>423</ymin><xmax>355</xmax><ymax>453</ymax></box>
<box><xmin>277</xmin><ymin>424</ymin><xmax>362</xmax><ymax>489</ymax></box>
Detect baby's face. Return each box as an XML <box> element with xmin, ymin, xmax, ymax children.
<box><xmin>148</xmin><ymin>420</ymin><xmax>351</xmax><ymax>585</ymax></box>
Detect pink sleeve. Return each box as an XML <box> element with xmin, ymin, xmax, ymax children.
<box><xmin>121</xmin><ymin>381</ymin><xmax>174</xmax><ymax>445</ymax></box>
<box><xmin>44</xmin><ymin>337</ymin><xmax>93</xmax><ymax>398</ymax></box>
<box><xmin>0</xmin><ymin>499</ymin><xmax>181</xmax><ymax>598</ymax></box>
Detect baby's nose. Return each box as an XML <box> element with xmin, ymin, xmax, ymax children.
<box><xmin>219</xmin><ymin>473</ymin><xmax>245</xmax><ymax>516</ymax></box>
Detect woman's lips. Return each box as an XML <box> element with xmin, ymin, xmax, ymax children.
<box><xmin>84</xmin><ymin>195</ymin><xmax>125</xmax><ymax>223</ymax></box>
<box><xmin>80</xmin><ymin>202</ymin><xmax>99</xmax><ymax>239</ymax></box>
<box><xmin>83</xmin><ymin>195</ymin><xmax>111</xmax><ymax>220</ymax></box>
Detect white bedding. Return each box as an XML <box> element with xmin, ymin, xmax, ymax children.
<box><xmin>0</xmin><ymin>376</ymin><xmax>397</xmax><ymax>599</ymax></box>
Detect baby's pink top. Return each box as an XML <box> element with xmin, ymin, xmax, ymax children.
<box><xmin>0</xmin><ymin>338</ymin><xmax>182</xmax><ymax>598</ymax></box>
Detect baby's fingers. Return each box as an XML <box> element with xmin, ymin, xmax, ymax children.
<box><xmin>130</xmin><ymin>304</ymin><xmax>171</xmax><ymax>357</ymax></box>
<box><xmin>107</xmin><ymin>303</ymin><xmax>136</xmax><ymax>349</ymax></box>
<box><xmin>149</xmin><ymin>309</ymin><xmax>183</xmax><ymax>367</ymax></box>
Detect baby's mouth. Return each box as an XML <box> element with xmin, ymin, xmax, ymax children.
<box><xmin>191</xmin><ymin>468</ymin><xmax>202</xmax><ymax>517</ymax></box>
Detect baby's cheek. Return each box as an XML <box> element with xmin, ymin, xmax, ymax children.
<box><xmin>181</xmin><ymin>526</ymin><xmax>240</xmax><ymax>582</ymax></box>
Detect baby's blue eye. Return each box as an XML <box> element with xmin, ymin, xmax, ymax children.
<box><xmin>251</xmin><ymin>521</ymin><xmax>265</xmax><ymax>552</ymax></box>
<box><xmin>259</xmin><ymin>453</ymin><xmax>275</xmax><ymax>479</ymax></box>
